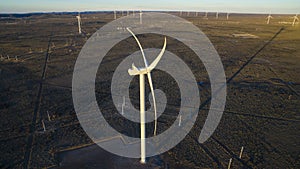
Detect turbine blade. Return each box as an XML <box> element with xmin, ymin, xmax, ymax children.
<box><xmin>126</xmin><ymin>28</ymin><xmax>149</xmax><ymax>67</ymax></box>
<box><xmin>147</xmin><ymin>72</ymin><xmax>157</xmax><ymax>136</ymax></box>
<box><xmin>149</xmin><ymin>37</ymin><xmax>167</xmax><ymax>70</ymax></box>
<box><xmin>128</xmin><ymin>63</ymin><xmax>140</xmax><ymax>75</ymax></box>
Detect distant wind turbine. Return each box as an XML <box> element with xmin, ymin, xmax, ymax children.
<box><xmin>114</xmin><ymin>11</ymin><xmax>117</xmax><ymax>20</ymax></box>
<box><xmin>139</xmin><ymin>10</ymin><xmax>143</xmax><ymax>24</ymax></box>
<box><xmin>204</xmin><ymin>12</ymin><xmax>208</xmax><ymax>18</ymax></box>
<box><xmin>126</xmin><ymin>28</ymin><xmax>167</xmax><ymax>164</ymax></box>
<box><xmin>292</xmin><ymin>14</ymin><xmax>299</xmax><ymax>26</ymax></box>
<box><xmin>178</xmin><ymin>115</ymin><xmax>182</xmax><ymax>126</ymax></box>
<box><xmin>227</xmin><ymin>13</ymin><xmax>230</xmax><ymax>20</ymax></box>
<box><xmin>121</xmin><ymin>96</ymin><xmax>125</xmax><ymax>115</ymax></box>
<box><xmin>227</xmin><ymin>158</ymin><xmax>233</xmax><ymax>169</ymax></box>
<box><xmin>76</xmin><ymin>14</ymin><xmax>82</xmax><ymax>34</ymax></box>
<box><xmin>216</xmin><ymin>12</ymin><xmax>219</xmax><ymax>19</ymax></box>
<box><xmin>42</xmin><ymin>120</ymin><xmax>46</xmax><ymax>132</ymax></box>
<box><xmin>239</xmin><ymin>146</ymin><xmax>244</xmax><ymax>159</ymax></box>
<box><xmin>266</xmin><ymin>13</ymin><xmax>273</xmax><ymax>24</ymax></box>
<box><xmin>47</xmin><ymin>111</ymin><xmax>51</xmax><ymax>121</ymax></box>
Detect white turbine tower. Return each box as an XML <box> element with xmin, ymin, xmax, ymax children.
<box><xmin>239</xmin><ymin>146</ymin><xmax>244</xmax><ymax>159</ymax></box>
<box><xmin>178</xmin><ymin>115</ymin><xmax>182</xmax><ymax>126</ymax></box>
<box><xmin>227</xmin><ymin>12</ymin><xmax>230</xmax><ymax>20</ymax></box>
<box><xmin>139</xmin><ymin>10</ymin><xmax>143</xmax><ymax>24</ymax></box>
<box><xmin>292</xmin><ymin>14</ymin><xmax>299</xmax><ymax>26</ymax></box>
<box><xmin>126</xmin><ymin>28</ymin><xmax>167</xmax><ymax>164</ymax></box>
<box><xmin>216</xmin><ymin>12</ymin><xmax>219</xmax><ymax>19</ymax></box>
<box><xmin>227</xmin><ymin>158</ymin><xmax>233</xmax><ymax>169</ymax></box>
<box><xmin>76</xmin><ymin>14</ymin><xmax>82</xmax><ymax>34</ymax></box>
<box><xmin>47</xmin><ymin>111</ymin><xmax>51</xmax><ymax>121</ymax></box>
<box><xmin>42</xmin><ymin>120</ymin><xmax>46</xmax><ymax>132</ymax></box>
<box><xmin>121</xmin><ymin>96</ymin><xmax>125</xmax><ymax>115</ymax></box>
<box><xmin>266</xmin><ymin>13</ymin><xmax>273</xmax><ymax>24</ymax></box>
<box><xmin>114</xmin><ymin>11</ymin><xmax>117</xmax><ymax>20</ymax></box>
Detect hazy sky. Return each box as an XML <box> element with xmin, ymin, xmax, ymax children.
<box><xmin>0</xmin><ymin>0</ymin><xmax>299</xmax><ymax>14</ymax></box>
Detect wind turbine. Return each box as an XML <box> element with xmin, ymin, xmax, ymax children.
<box><xmin>139</xmin><ymin>10</ymin><xmax>143</xmax><ymax>24</ymax></box>
<box><xmin>195</xmin><ymin>12</ymin><xmax>198</xmax><ymax>17</ymax></box>
<box><xmin>47</xmin><ymin>111</ymin><xmax>51</xmax><ymax>121</ymax></box>
<box><xmin>266</xmin><ymin>13</ymin><xmax>273</xmax><ymax>24</ymax></box>
<box><xmin>227</xmin><ymin>12</ymin><xmax>230</xmax><ymax>20</ymax></box>
<box><xmin>292</xmin><ymin>14</ymin><xmax>299</xmax><ymax>26</ymax></box>
<box><xmin>114</xmin><ymin>11</ymin><xmax>117</xmax><ymax>20</ymax></box>
<box><xmin>239</xmin><ymin>146</ymin><xmax>244</xmax><ymax>159</ymax></box>
<box><xmin>216</xmin><ymin>12</ymin><xmax>219</xmax><ymax>19</ymax></box>
<box><xmin>42</xmin><ymin>120</ymin><xmax>46</xmax><ymax>132</ymax></box>
<box><xmin>76</xmin><ymin>13</ymin><xmax>82</xmax><ymax>34</ymax></box>
<box><xmin>178</xmin><ymin>115</ymin><xmax>182</xmax><ymax>126</ymax></box>
<box><xmin>121</xmin><ymin>96</ymin><xmax>125</xmax><ymax>115</ymax></box>
<box><xmin>126</xmin><ymin>28</ymin><xmax>167</xmax><ymax>164</ymax></box>
<box><xmin>204</xmin><ymin>11</ymin><xmax>208</xmax><ymax>18</ymax></box>
<box><xmin>227</xmin><ymin>158</ymin><xmax>233</xmax><ymax>169</ymax></box>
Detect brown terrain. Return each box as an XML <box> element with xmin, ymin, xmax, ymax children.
<box><xmin>0</xmin><ymin>12</ymin><xmax>299</xmax><ymax>168</ymax></box>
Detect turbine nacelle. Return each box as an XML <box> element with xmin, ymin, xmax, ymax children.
<box><xmin>128</xmin><ymin>64</ymin><xmax>150</xmax><ymax>76</ymax></box>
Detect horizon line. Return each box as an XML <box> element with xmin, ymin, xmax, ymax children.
<box><xmin>0</xmin><ymin>9</ymin><xmax>298</xmax><ymax>15</ymax></box>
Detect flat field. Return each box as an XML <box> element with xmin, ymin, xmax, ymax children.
<box><xmin>0</xmin><ymin>12</ymin><xmax>299</xmax><ymax>168</ymax></box>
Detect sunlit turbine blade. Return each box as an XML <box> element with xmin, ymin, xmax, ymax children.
<box><xmin>126</xmin><ymin>28</ymin><xmax>148</xmax><ymax>67</ymax></box>
<box><xmin>128</xmin><ymin>63</ymin><xmax>140</xmax><ymax>75</ymax></box>
<box><xmin>148</xmin><ymin>37</ymin><xmax>167</xmax><ymax>70</ymax></box>
<box><xmin>147</xmin><ymin>72</ymin><xmax>157</xmax><ymax>136</ymax></box>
